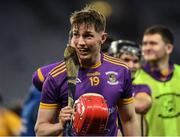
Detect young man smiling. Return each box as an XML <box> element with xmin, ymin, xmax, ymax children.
<box><xmin>35</xmin><ymin>6</ymin><xmax>140</xmax><ymax>136</ymax></box>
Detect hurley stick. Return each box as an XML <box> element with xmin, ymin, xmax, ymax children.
<box><xmin>64</xmin><ymin>45</ymin><xmax>79</xmax><ymax>136</ymax></box>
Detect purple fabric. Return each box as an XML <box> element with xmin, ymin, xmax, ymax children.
<box><xmin>143</xmin><ymin>61</ymin><xmax>174</xmax><ymax>82</ymax></box>
<box><xmin>32</xmin><ymin>62</ymin><xmax>60</xmax><ymax>91</ymax></box>
<box><xmin>41</xmin><ymin>53</ymin><xmax>133</xmax><ymax>136</ymax></box>
<box><xmin>132</xmin><ymin>84</ymin><xmax>151</xmax><ymax>96</ymax></box>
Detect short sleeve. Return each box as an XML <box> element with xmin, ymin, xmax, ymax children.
<box><xmin>40</xmin><ymin>75</ymin><xmax>59</xmax><ymax>109</ymax></box>
<box><xmin>32</xmin><ymin>69</ymin><xmax>44</xmax><ymax>91</ymax></box>
<box><xmin>132</xmin><ymin>84</ymin><xmax>151</xmax><ymax>96</ymax></box>
<box><xmin>119</xmin><ymin>68</ymin><xmax>134</xmax><ymax>105</ymax></box>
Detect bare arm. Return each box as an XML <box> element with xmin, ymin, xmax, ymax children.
<box><xmin>35</xmin><ymin>108</ymin><xmax>62</xmax><ymax>136</ymax></box>
<box><xmin>118</xmin><ymin>102</ymin><xmax>141</xmax><ymax>136</ymax></box>
<box><xmin>134</xmin><ymin>92</ymin><xmax>152</xmax><ymax>114</ymax></box>
<box><xmin>35</xmin><ymin>106</ymin><xmax>73</xmax><ymax>136</ymax></box>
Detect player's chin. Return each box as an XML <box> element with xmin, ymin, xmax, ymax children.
<box><xmin>78</xmin><ymin>54</ymin><xmax>90</xmax><ymax>61</ymax></box>
<box><xmin>143</xmin><ymin>55</ymin><xmax>157</xmax><ymax>62</ymax></box>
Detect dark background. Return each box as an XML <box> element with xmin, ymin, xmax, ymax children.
<box><xmin>0</xmin><ymin>0</ymin><xmax>180</xmax><ymax>107</ymax></box>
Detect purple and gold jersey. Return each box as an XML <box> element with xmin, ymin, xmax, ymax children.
<box><xmin>40</xmin><ymin>53</ymin><xmax>134</xmax><ymax>136</ymax></box>
<box><xmin>32</xmin><ymin>62</ymin><xmax>60</xmax><ymax>91</ymax></box>
<box><xmin>132</xmin><ymin>84</ymin><xmax>151</xmax><ymax>97</ymax></box>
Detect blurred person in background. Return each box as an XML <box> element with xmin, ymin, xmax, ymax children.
<box><xmin>0</xmin><ymin>93</ymin><xmax>21</xmax><ymax>136</ymax></box>
<box><xmin>108</xmin><ymin>40</ymin><xmax>152</xmax><ymax>136</ymax></box>
<box><xmin>9</xmin><ymin>101</ymin><xmax>22</xmax><ymax>118</ymax></box>
<box><xmin>133</xmin><ymin>25</ymin><xmax>180</xmax><ymax>136</ymax></box>
<box><xmin>20</xmin><ymin>85</ymin><xmax>41</xmax><ymax>136</ymax></box>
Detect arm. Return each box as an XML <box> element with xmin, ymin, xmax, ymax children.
<box><xmin>134</xmin><ymin>92</ymin><xmax>152</xmax><ymax>114</ymax></box>
<box><xmin>35</xmin><ymin>108</ymin><xmax>62</xmax><ymax>136</ymax></box>
<box><xmin>35</xmin><ymin>106</ymin><xmax>73</xmax><ymax>136</ymax></box>
<box><xmin>117</xmin><ymin>102</ymin><xmax>141</xmax><ymax>136</ymax></box>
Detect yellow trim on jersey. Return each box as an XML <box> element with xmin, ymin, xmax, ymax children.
<box><xmin>104</xmin><ymin>54</ymin><xmax>128</xmax><ymax>65</ymax></box>
<box><xmin>52</xmin><ymin>68</ymin><xmax>66</xmax><ymax>78</ymax></box>
<box><xmin>82</xmin><ymin>61</ymin><xmax>101</xmax><ymax>69</ymax></box>
<box><xmin>40</xmin><ymin>102</ymin><xmax>59</xmax><ymax>109</ymax></box>
<box><xmin>104</xmin><ymin>54</ymin><xmax>123</xmax><ymax>62</ymax></box>
<box><xmin>104</xmin><ymin>55</ymin><xmax>122</xmax><ymax>63</ymax></box>
<box><xmin>49</xmin><ymin>62</ymin><xmax>65</xmax><ymax>75</ymax></box>
<box><xmin>104</xmin><ymin>58</ymin><xmax>129</xmax><ymax>69</ymax></box>
<box><xmin>91</xmin><ymin>61</ymin><xmax>101</xmax><ymax>68</ymax></box>
<box><xmin>37</xmin><ymin>68</ymin><xmax>44</xmax><ymax>82</ymax></box>
<box><xmin>120</xmin><ymin>97</ymin><xmax>134</xmax><ymax>105</ymax></box>
<box><xmin>103</xmin><ymin>55</ymin><xmax>129</xmax><ymax>69</ymax></box>
<box><xmin>50</xmin><ymin>65</ymin><xmax>66</xmax><ymax>76</ymax></box>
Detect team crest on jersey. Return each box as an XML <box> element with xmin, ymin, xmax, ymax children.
<box><xmin>76</xmin><ymin>78</ymin><xmax>81</xmax><ymax>84</ymax></box>
<box><xmin>105</xmin><ymin>71</ymin><xmax>119</xmax><ymax>85</ymax></box>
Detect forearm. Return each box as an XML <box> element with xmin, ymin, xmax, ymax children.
<box><xmin>35</xmin><ymin>122</ymin><xmax>63</xmax><ymax>136</ymax></box>
<box><xmin>118</xmin><ymin>103</ymin><xmax>141</xmax><ymax>136</ymax></box>
<box><xmin>122</xmin><ymin>117</ymin><xmax>140</xmax><ymax>136</ymax></box>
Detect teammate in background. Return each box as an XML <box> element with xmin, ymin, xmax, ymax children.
<box><xmin>108</xmin><ymin>40</ymin><xmax>152</xmax><ymax>136</ymax></box>
<box><xmin>133</xmin><ymin>25</ymin><xmax>180</xmax><ymax>136</ymax></box>
<box><xmin>35</xmin><ymin>6</ymin><xmax>140</xmax><ymax>136</ymax></box>
<box><xmin>20</xmin><ymin>85</ymin><xmax>41</xmax><ymax>136</ymax></box>
<box><xmin>0</xmin><ymin>93</ymin><xmax>21</xmax><ymax>136</ymax></box>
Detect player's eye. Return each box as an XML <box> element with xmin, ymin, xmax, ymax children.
<box><xmin>73</xmin><ymin>33</ymin><xmax>79</xmax><ymax>37</ymax></box>
<box><xmin>123</xmin><ymin>58</ymin><xmax>130</xmax><ymax>62</ymax></box>
<box><xmin>133</xmin><ymin>59</ymin><xmax>139</xmax><ymax>63</ymax></box>
<box><xmin>84</xmin><ymin>34</ymin><xmax>93</xmax><ymax>39</ymax></box>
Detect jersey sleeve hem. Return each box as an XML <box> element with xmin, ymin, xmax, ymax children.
<box><xmin>119</xmin><ymin>97</ymin><xmax>134</xmax><ymax>105</ymax></box>
<box><xmin>39</xmin><ymin>102</ymin><xmax>59</xmax><ymax>109</ymax></box>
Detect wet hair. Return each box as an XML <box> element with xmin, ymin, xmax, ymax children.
<box><xmin>144</xmin><ymin>25</ymin><xmax>174</xmax><ymax>44</ymax></box>
<box><xmin>70</xmin><ymin>5</ymin><xmax>106</xmax><ymax>32</ymax></box>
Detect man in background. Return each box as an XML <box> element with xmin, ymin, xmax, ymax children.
<box><xmin>133</xmin><ymin>25</ymin><xmax>180</xmax><ymax>136</ymax></box>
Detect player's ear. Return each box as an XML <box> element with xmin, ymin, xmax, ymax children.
<box><xmin>101</xmin><ymin>32</ymin><xmax>107</xmax><ymax>45</ymax></box>
<box><xmin>166</xmin><ymin>43</ymin><xmax>173</xmax><ymax>54</ymax></box>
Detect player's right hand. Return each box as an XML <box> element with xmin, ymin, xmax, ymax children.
<box><xmin>59</xmin><ymin>106</ymin><xmax>74</xmax><ymax>127</ymax></box>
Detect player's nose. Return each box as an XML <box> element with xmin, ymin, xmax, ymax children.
<box><xmin>78</xmin><ymin>36</ymin><xmax>86</xmax><ymax>46</ymax></box>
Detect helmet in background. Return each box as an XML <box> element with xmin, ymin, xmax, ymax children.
<box><xmin>108</xmin><ymin>40</ymin><xmax>141</xmax><ymax>58</ymax></box>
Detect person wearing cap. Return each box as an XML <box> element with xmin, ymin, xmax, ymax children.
<box><xmin>108</xmin><ymin>40</ymin><xmax>152</xmax><ymax>136</ymax></box>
